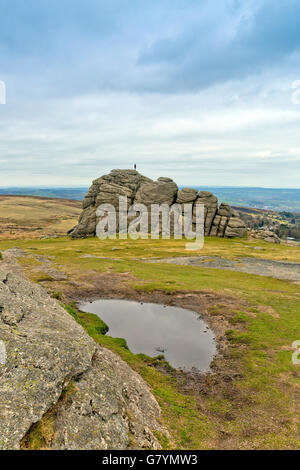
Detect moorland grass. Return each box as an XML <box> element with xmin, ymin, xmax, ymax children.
<box><xmin>1</xmin><ymin>236</ymin><xmax>300</xmax><ymax>449</ymax></box>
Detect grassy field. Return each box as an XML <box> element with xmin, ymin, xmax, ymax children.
<box><xmin>1</xmin><ymin>234</ymin><xmax>300</xmax><ymax>449</ymax></box>
<box><xmin>0</xmin><ymin>196</ymin><xmax>82</xmax><ymax>239</ymax></box>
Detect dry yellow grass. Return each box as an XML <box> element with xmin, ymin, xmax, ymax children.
<box><xmin>0</xmin><ymin>195</ymin><xmax>82</xmax><ymax>239</ymax></box>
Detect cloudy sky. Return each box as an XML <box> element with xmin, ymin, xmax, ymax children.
<box><xmin>0</xmin><ymin>0</ymin><xmax>300</xmax><ymax>187</ymax></box>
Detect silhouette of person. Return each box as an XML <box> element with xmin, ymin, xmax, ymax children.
<box><xmin>134</xmin><ymin>164</ymin><xmax>137</xmax><ymax>170</ymax></box>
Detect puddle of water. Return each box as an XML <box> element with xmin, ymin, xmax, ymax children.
<box><xmin>79</xmin><ymin>299</ymin><xmax>217</xmax><ymax>372</ymax></box>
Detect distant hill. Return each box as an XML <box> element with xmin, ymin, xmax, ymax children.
<box><xmin>0</xmin><ymin>187</ymin><xmax>88</xmax><ymax>201</ymax></box>
<box><xmin>191</xmin><ymin>187</ymin><xmax>300</xmax><ymax>213</ymax></box>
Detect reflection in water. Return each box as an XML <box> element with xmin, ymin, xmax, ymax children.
<box><xmin>79</xmin><ymin>299</ymin><xmax>217</xmax><ymax>372</ymax></box>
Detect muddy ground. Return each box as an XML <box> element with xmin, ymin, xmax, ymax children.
<box><xmin>2</xmin><ymin>248</ymin><xmax>248</xmax><ymax>397</ymax></box>
<box><xmin>62</xmin><ymin>269</ymin><xmax>252</xmax><ymax>397</ymax></box>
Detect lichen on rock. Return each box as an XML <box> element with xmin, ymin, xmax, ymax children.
<box><xmin>0</xmin><ymin>258</ymin><xmax>166</xmax><ymax>450</ymax></box>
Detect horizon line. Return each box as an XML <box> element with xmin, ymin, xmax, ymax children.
<box><xmin>0</xmin><ymin>185</ymin><xmax>300</xmax><ymax>190</ymax></box>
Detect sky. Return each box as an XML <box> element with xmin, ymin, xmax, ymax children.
<box><xmin>0</xmin><ymin>0</ymin><xmax>300</xmax><ymax>188</ymax></box>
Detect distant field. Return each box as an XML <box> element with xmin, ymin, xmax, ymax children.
<box><xmin>0</xmin><ymin>195</ymin><xmax>82</xmax><ymax>239</ymax></box>
<box><xmin>0</xmin><ymin>185</ymin><xmax>300</xmax><ymax>212</ymax></box>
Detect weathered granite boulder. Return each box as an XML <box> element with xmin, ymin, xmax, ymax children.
<box><xmin>210</xmin><ymin>204</ymin><xmax>232</xmax><ymax>237</ymax></box>
<box><xmin>70</xmin><ymin>170</ymin><xmax>152</xmax><ymax>238</ymax></box>
<box><xmin>95</xmin><ymin>182</ymin><xmax>134</xmax><ymax>209</ymax></box>
<box><xmin>225</xmin><ymin>211</ymin><xmax>247</xmax><ymax>238</ymax></box>
<box><xmin>193</xmin><ymin>191</ymin><xmax>218</xmax><ymax>236</ymax></box>
<box><xmin>132</xmin><ymin>178</ymin><xmax>178</xmax><ymax>236</ymax></box>
<box><xmin>176</xmin><ymin>188</ymin><xmax>198</xmax><ymax>205</ymax></box>
<box><xmin>217</xmin><ymin>203</ymin><xmax>231</xmax><ymax>217</ymax></box>
<box><xmin>98</xmin><ymin>169</ymin><xmax>152</xmax><ymax>192</ymax></box>
<box><xmin>70</xmin><ymin>169</ymin><xmax>247</xmax><ymax>239</ymax></box>
<box><xmin>135</xmin><ymin>178</ymin><xmax>178</xmax><ymax>208</ymax></box>
<box><xmin>83</xmin><ymin>169</ymin><xmax>152</xmax><ymax>209</ymax></box>
<box><xmin>248</xmin><ymin>229</ymin><xmax>281</xmax><ymax>244</ymax></box>
<box><xmin>0</xmin><ymin>257</ymin><xmax>166</xmax><ymax>450</ymax></box>
<box><xmin>68</xmin><ymin>206</ymin><xmax>97</xmax><ymax>238</ymax></box>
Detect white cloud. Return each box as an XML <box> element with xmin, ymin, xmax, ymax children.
<box><xmin>0</xmin><ymin>1</ymin><xmax>300</xmax><ymax>188</ymax></box>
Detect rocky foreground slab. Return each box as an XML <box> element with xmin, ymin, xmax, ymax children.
<box><xmin>0</xmin><ymin>252</ymin><xmax>165</xmax><ymax>450</ymax></box>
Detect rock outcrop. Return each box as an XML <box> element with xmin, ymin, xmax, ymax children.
<box><xmin>224</xmin><ymin>210</ymin><xmax>248</xmax><ymax>239</ymax></box>
<box><xmin>70</xmin><ymin>170</ymin><xmax>152</xmax><ymax>239</ymax></box>
<box><xmin>0</xmin><ymin>253</ymin><xmax>166</xmax><ymax>450</ymax></box>
<box><xmin>69</xmin><ymin>169</ymin><xmax>247</xmax><ymax>239</ymax></box>
<box><xmin>248</xmin><ymin>229</ymin><xmax>281</xmax><ymax>244</ymax></box>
